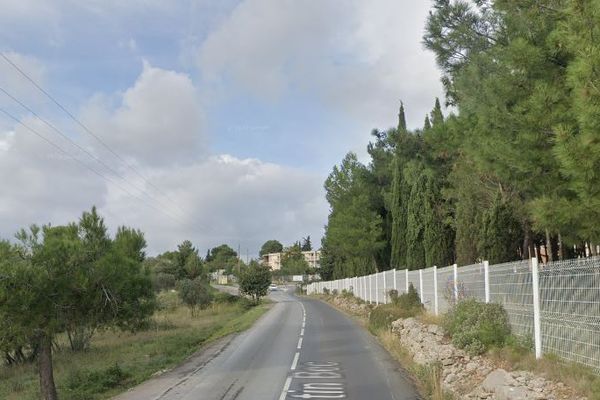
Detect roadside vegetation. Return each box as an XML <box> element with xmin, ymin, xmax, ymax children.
<box><xmin>315</xmin><ymin>289</ymin><xmax>600</xmax><ymax>400</ymax></box>
<box><xmin>0</xmin><ymin>291</ymin><xmax>270</xmax><ymax>400</ymax></box>
<box><xmin>0</xmin><ymin>207</ymin><xmax>272</xmax><ymax>400</ymax></box>
<box><xmin>319</xmin><ymin>0</ymin><xmax>600</xmax><ymax>283</ymax></box>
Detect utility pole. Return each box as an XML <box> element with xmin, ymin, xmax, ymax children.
<box><xmin>237</xmin><ymin>243</ymin><xmax>241</xmax><ymax>275</ymax></box>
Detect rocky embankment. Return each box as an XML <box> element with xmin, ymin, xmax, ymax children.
<box><xmin>326</xmin><ymin>295</ymin><xmax>586</xmax><ymax>400</ymax></box>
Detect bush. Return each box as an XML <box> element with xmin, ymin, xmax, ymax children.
<box><xmin>322</xmin><ymin>288</ymin><xmax>330</xmax><ymax>295</ymax></box>
<box><xmin>331</xmin><ymin>289</ymin><xmax>339</xmax><ymax>296</ymax></box>
<box><xmin>65</xmin><ymin>363</ymin><xmax>130</xmax><ymax>399</ymax></box>
<box><xmin>442</xmin><ymin>298</ymin><xmax>511</xmax><ymax>355</ymax></box>
<box><xmin>153</xmin><ymin>272</ymin><xmax>176</xmax><ymax>292</ymax></box>
<box><xmin>214</xmin><ymin>291</ymin><xmax>239</xmax><ymax>304</ymax></box>
<box><xmin>369</xmin><ymin>302</ymin><xmax>424</xmax><ymax>332</ymax></box>
<box><xmin>156</xmin><ymin>290</ymin><xmax>180</xmax><ymax>311</ymax></box>
<box><xmin>392</xmin><ymin>283</ymin><xmax>423</xmax><ymax>311</ymax></box>
<box><xmin>369</xmin><ymin>283</ymin><xmax>424</xmax><ymax>332</ymax></box>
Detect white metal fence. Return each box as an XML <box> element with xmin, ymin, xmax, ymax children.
<box><xmin>307</xmin><ymin>256</ymin><xmax>600</xmax><ymax>373</ymax></box>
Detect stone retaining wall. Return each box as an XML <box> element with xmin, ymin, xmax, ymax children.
<box><xmin>323</xmin><ymin>295</ymin><xmax>587</xmax><ymax>400</ymax></box>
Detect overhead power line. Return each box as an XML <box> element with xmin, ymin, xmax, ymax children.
<box><xmin>0</xmin><ymin>107</ymin><xmax>187</xmax><ymax>226</ymax></box>
<box><xmin>0</xmin><ymin>86</ymin><xmax>182</xmax><ymax>218</ymax></box>
<box><xmin>0</xmin><ymin>52</ymin><xmax>184</xmax><ymax>214</ymax></box>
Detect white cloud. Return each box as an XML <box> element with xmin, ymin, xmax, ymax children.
<box><xmin>99</xmin><ymin>154</ymin><xmax>327</xmax><ymax>255</ymax></box>
<box><xmin>0</xmin><ymin>64</ymin><xmax>327</xmax><ymax>256</ymax></box>
<box><xmin>197</xmin><ymin>0</ymin><xmax>443</xmax><ymax>130</ymax></box>
<box><xmin>0</xmin><ymin>117</ymin><xmax>107</xmax><ymax>229</ymax></box>
<box><xmin>81</xmin><ymin>62</ymin><xmax>206</xmax><ymax>167</ymax></box>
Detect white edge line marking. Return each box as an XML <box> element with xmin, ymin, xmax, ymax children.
<box><xmin>291</xmin><ymin>352</ymin><xmax>300</xmax><ymax>370</ymax></box>
<box><xmin>278</xmin><ymin>376</ymin><xmax>292</xmax><ymax>400</ymax></box>
<box><xmin>279</xmin><ymin>301</ymin><xmax>306</xmax><ymax>400</ymax></box>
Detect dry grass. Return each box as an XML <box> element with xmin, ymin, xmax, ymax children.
<box><xmin>378</xmin><ymin>330</ymin><xmax>453</xmax><ymax>400</ymax></box>
<box><xmin>417</xmin><ymin>312</ymin><xmax>443</xmax><ymax>326</ymax></box>
<box><xmin>488</xmin><ymin>345</ymin><xmax>600</xmax><ymax>400</ymax></box>
<box><xmin>0</xmin><ymin>300</ymin><xmax>270</xmax><ymax>400</ymax></box>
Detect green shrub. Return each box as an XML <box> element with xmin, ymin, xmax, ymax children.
<box><xmin>442</xmin><ymin>298</ymin><xmax>511</xmax><ymax>355</ymax></box>
<box><xmin>322</xmin><ymin>288</ymin><xmax>330</xmax><ymax>295</ymax></box>
<box><xmin>237</xmin><ymin>297</ymin><xmax>256</xmax><ymax>310</ymax></box>
<box><xmin>331</xmin><ymin>289</ymin><xmax>339</xmax><ymax>296</ymax></box>
<box><xmin>65</xmin><ymin>363</ymin><xmax>130</xmax><ymax>399</ymax></box>
<box><xmin>214</xmin><ymin>291</ymin><xmax>239</xmax><ymax>304</ymax></box>
<box><xmin>153</xmin><ymin>272</ymin><xmax>176</xmax><ymax>292</ymax></box>
<box><xmin>369</xmin><ymin>284</ymin><xmax>424</xmax><ymax>332</ymax></box>
<box><xmin>369</xmin><ymin>304</ymin><xmax>424</xmax><ymax>332</ymax></box>
<box><xmin>392</xmin><ymin>283</ymin><xmax>423</xmax><ymax>310</ymax></box>
<box><xmin>156</xmin><ymin>290</ymin><xmax>180</xmax><ymax>311</ymax></box>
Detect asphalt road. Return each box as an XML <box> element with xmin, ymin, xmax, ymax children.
<box><xmin>116</xmin><ymin>288</ymin><xmax>420</xmax><ymax>400</ymax></box>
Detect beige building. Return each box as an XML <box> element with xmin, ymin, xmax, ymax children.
<box><xmin>262</xmin><ymin>250</ymin><xmax>321</xmax><ymax>271</ymax></box>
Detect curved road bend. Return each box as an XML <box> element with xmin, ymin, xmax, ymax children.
<box><xmin>116</xmin><ymin>288</ymin><xmax>420</xmax><ymax>400</ymax></box>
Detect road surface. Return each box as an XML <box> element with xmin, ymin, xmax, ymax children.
<box><xmin>115</xmin><ymin>288</ymin><xmax>419</xmax><ymax>400</ymax></box>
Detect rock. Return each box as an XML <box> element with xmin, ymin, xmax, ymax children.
<box><xmin>482</xmin><ymin>369</ymin><xmax>511</xmax><ymax>392</ymax></box>
<box><xmin>324</xmin><ymin>295</ymin><xmax>587</xmax><ymax>400</ymax></box>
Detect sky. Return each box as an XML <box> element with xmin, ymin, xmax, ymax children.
<box><xmin>0</xmin><ymin>0</ymin><xmax>443</xmax><ymax>257</ymax></box>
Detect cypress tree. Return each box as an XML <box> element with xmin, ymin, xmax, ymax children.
<box><xmin>404</xmin><ymin>163</ymin><xmax>426</xmax><ymax>269</ymax></box>
<box><xmin>430</xmin><ymin>97</ymin><xmax>444</xmax><ymax>126</ymax></box>
<box><xmin>390</xmin><ymin>104</ymin><xmax>407</xmax><ymax>268</ymax></box>
<box><xmin>423</xmin><ymin>115</ymin><xmax>432</xmax><ymax>130</ymax></box>
<box><xmin>479</xmin><ymin>193</ymin><xmax>523</xmax><ymax>264</ymax></box>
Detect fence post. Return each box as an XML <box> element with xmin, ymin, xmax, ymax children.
<box><xmin>393</xmin><ymin>269</ymin><xmax>397</xmax><ymax>291</ymax></box>
<box><xmin>419</xmin><ymin>269</ymin><xmax>424</xmax><ymax>305</ymax></box>
<box><xmin>531</xmin><ymin>257</ymin><xmax>542</xmax><ymax>359</ymax></box>
<box><xmin>484</xmin><ymin>260</ymin><xmax>490</xmax><ymax>303</ymax></box>
<box><xmin>383</xmin><ymin>271</ymin><xmax>387</xmax><ymax>304</ymax></box>
<box><xmin>405</xmin><ymin>269</ymin><xmax>409</xmax><ymax>292</ymax></box>
<box><xmin>433</xmin><ymin>265</ymin><xmax>439</xmax><ymax>316</ymax></box>
<box><xmin>369</xmin><ymin>274</ymin><xmax>372</xmax><ymax>303</ymax></box>
<box><xmin>376</xmin><ymin>272</ymin><xmax>379</xmax><ymax>305</ymax></box>
<box><xmin>453</xmin><ymin>263</ymin><xmax>458</xmax><ymax>303</ymax></box>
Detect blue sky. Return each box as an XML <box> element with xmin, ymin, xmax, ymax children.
<box><xmin>0</xmin><ymin>0</ymin><xmax>443</xmax><ymax>256</ymax></box>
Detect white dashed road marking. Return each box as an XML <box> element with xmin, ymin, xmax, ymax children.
<box><xmin>279</xmin><ymin>302</ymin><xmax>347</xmax><ymax>399</ymax></box>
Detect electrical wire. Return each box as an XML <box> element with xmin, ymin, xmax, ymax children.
<box><xmin>0</xmin><ymin>107</ymin><xmax>188</xmax><ymax>226</ymax></box>
<box><xmin>0</xmin><ymin>86</ymin><xmax>183</xmax><ymax>218</ymax></box>
<box><xmin>0</xmin><ymin>52</ymin><xmax>185</xmax><ymax>214</ymax></box>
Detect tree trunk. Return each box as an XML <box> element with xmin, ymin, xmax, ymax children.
<box><xmin>558</xmin><ymin>232</ymin><xmax>564</xmax><ymax>260</ymax></box>
<box><xmin>545</xmin><ymin>229</ymin><xmax>553</xmax><ymax>263</ymax></box>
<box><xmin>522</xmin><ymin>230</ymin><xmax>531</xmax><ymax>260</ymax></box>
<box><xmin>38</xmin><ymin>334</ymin><xmax>58</xmax><ymax>400</ymax></box>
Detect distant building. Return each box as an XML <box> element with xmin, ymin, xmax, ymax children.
<box><xmin>262</xmin><ymin>250</ymin><xmax>321</xmax><ymax>271</ymax></box>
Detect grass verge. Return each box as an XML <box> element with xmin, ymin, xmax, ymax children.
<box><xmin>0</xmin><ymin>299</ymin><xmax>271</xmax><ymax>400</ymax></box>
